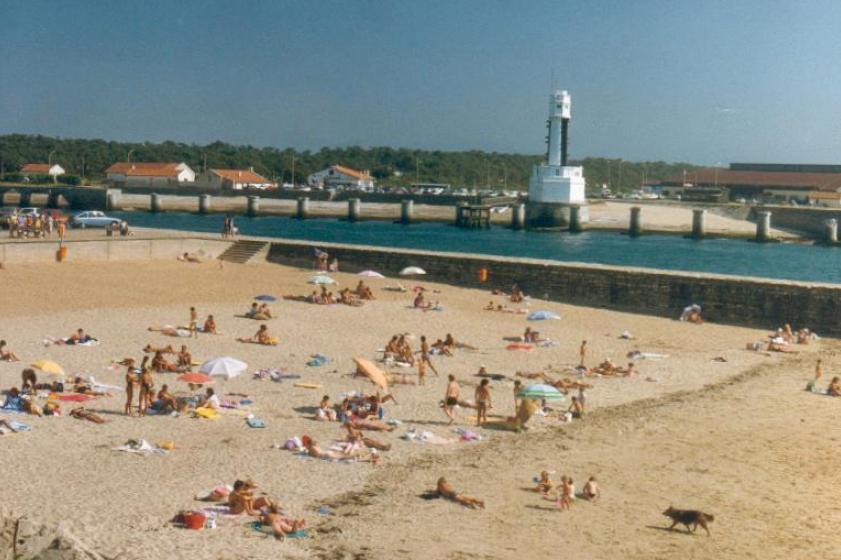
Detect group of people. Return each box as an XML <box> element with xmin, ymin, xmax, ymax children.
<box><xmin>221</xmin><ymin>216</ymin><xmax>238</xmax><ymax>238</ymax></box>
<box><xmin>7</xmin><ymin>210</ymin><xmax>65</xmax><ymax>239</ymax></box>
<box><xmin>534</xmin><ymin>471</ymin><xmax>600</xmax><ymax>510</ymax></box>
<box><xmin>314</xmin><ymin>249</ymin><xmax>339</xmax><ymax>272</ymax></box>
<box><xmin>764</xmin><ymin>323</ymin><xmax>816</xmax><ymax>352</ymax></box>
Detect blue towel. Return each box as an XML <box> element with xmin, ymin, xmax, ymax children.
<box><xmin>246</xmin><ymin>417</ymin><xmax>266</xmax><ymax>428</ymax></box>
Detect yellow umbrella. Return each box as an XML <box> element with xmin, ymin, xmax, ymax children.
<box><xmin>353</xmin><ymin>357</ymin><xmax>389</xmax><ymax>390</ymax></box>
<box><xmin>30</xmin><ymin>359</ymin><xmax>66</xmax><ymax>376</ymax></box>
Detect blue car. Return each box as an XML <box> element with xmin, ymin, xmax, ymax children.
<box><xmin>70</xmin><ymin>211</ymin><xmax>122</xmax><ymax>228</ymax></box>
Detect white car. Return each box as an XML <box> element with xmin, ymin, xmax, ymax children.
<box><xmin>70</xmin><ymin>211</ymin><xmax>121</xmax><ymax>228</ymax></box>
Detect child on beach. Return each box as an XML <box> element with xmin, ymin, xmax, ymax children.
<box><xmin>535</xmin><ymin>471</ymin><xmax>554</xmax><ymax>496</ymax></box>
<box><xmin>581</xmin><ymin>476</ymin><xmax>600</xmax><ymax>502</ymax></box>
<box><xmin>189</xmin><ymin>307</ymin><xmax>198</xmax><ymax>339</ymax></box>
<box><xmin>556</xmin><ymin>476</ymin><xmax>574</xmax><ymax>510</ymax></box>
<box><xmin>475</xmin><ymin>379</ymin><xmax>491</xmax><ymax>426</ymax></box>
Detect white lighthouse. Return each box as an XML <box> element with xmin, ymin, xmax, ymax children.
<box><xmin>527</xmin><ymin>90</ymin><xmax>586</xmax><ymax>208</ymax></box>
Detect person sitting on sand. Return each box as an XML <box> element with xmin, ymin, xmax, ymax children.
<box><xmin>203</xmin><ymin>387</ymin><xmax>220</xmax><ymax>410</ymax></box>
<box><xmin>413</xmin><ymin>291</ymin><xmax>431</xmax><ymax>309</ymax></box>
<box><xmin>828</xmin><ymin>376</ymin><xmax>841</xmax><ymax>397</ymax></box>
<box><xmin>0</xmin><ymin>340</ymin><xmax>20</xmax><ymax>362</ymax></box>
<box><xmin>237</xmin><ymin>324</ymin><xmax>277</xmax><ymax>345</ymax></box>
<box><xmin>484</xmin><ymin>300</ymin><xmax>496</xmax><ymax>311</ymax></box>
<box><xmin>70</xmin><ymin>406</ymin><xmax>105</xmax><ymax>423</ymax></box>
<box><xmin>556</xmin><ymin>476</ymin><xmax>574</xmax><ymax>510</ymax></box>
<box><xmin>594</xmin><ymin>358</ymin><xmax>618</xmax><ymax>375</ymax></box>
<box><xmin>431</xmin><ymin>338</ymin><xmax>453</xmax><ymax>356</ymax></box>
<box><xmin>260</xmin><ymin>503</ymin><xmax>307</xmax><ymax>539</ymax></box>
<box><xmin>317</xmin><ymin>395</ymin><xmax>337</xmax><ymax>421</ymax></box>
<box><xmin>345</xmin><ymin>423</ymin><xmax>391</xmax><ymax>451</ymax></box>
<box><xmin>228</xmin><ymin>479</ymin><xmax>275</xmax><ymax>516</ymax></box>
<box><xmin>347</xmin><ymin>415</ymin><xmax>395</xmax><ymax>432</ymax></box>
<box><xmin>153</xmin><ymin>384</ymin><xmax>179</xmax><ymax>413</ymax></box>
<box><xmin>535</xmin><ymin>471</ymin><xmax>554</xmax><ymax>496</ymax></box>
<box><xmin>396</xmin><ymin>335</ymin><xmax>415</xmax><ymax>365</ymax></box>
<box><xmin>510</xmin><ymin>283</ymin><xmax>524</xmax><ymax>303</ymax></box>
<box><xmin>21</xmin><ymin>368</ymin><xmax>37</xmax><ymax>393</ymax></box>
<box><xmin>782</xmin><ymin>323</ymin><xmax>795</xmax><ymax>343</ymax></box>
<box><xmin>177</xmin><ymin>252</ymin><xmax>201</xmax><ymax>263</ymax></box>
<box><xmin>767</xmin><ymin>335</ymin><xmax>794</xmax><ymax>353</ymax></box>
<box><xmin>797</xmin><ymin>328</ymin><xmax>812</xmax><ymax>344</ymax></box>
<box><xmin>151</xmin><ymin>351</ymin><xmax>177</xmax><ymax>373</ymax></box>
<box><xmin>176</xmin><ymin>345</ymin><xmax>192</xmax><ymax>371</ymax></box>
<box><xmin>202</xmin><ymin>315</ymin><xmax>218</xmax><ymax>334</ymax></box>
<box><xmin>72</xmin><ymin>377</ymin><xmax>111</xmax><ymax>397</ymax></box>
<box><xmin>60</xmin><ymin>328</ymin><xmax>95</xmax><ymax>345</ymax></box>
<box><xmin>567</xmin><ymin>395</ymin><xmax>584</xmax><ymax>419</ymax></box>
<box><xmin>523</xmin><ymin>327</ymin><xmax>539</xmax><ymax>343</ymax></box>
<box><xmin>619</xmin><ymin>362</ymin><xmax>636</xmax><ymax>377</ymax></box>
<box><xmin>355</xmin><ymin>281</ymin><xmax>375</xmax><ymax>300</ymax></box>
<box><xmin>434</xmin><ymin>477</ymin><xmax>484</xmax><ymax>509</ymax></box>
<box><xmin>581</xmin><ymin>476</ymin><xmax>600</xmax><ymax>502</ymax></box>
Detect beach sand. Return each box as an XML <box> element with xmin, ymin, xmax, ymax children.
<box><xmin>0</xmin><ymin>259</ymin><xmax>834</xmax><ymax>559</ymax></box>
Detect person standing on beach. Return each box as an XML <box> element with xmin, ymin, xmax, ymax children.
<box><xmin>513</xmin><ymin>380</ymin><xmax>522</xmax><ymax>415</ymax></box>
<box><xmin>579</xmin><ymin>340</ymin><xmax>587</xmax><ymax>367</ymax></box>
<box><xmin>417</xmin><ymin>357</ymin><xmax>426</xmax><ymax>386</ymax></box>
<box><xmin>189</xmin><ymin>307</ymin><xmax>198</xmax><ymax>339</ymax></box>
<box><xmin>475</xmin><ymin>379</ymin><xmax>491</xmax><ymax>426</ymax></box>
<box><xmin>419</xmin><ymin>336</ymin><xmax>439</xmax><ymax>376</ymax></box>
<box><xmin>444</xmin><ymin>375</ymin><xmax>460</xmax><ymax>425</ymax></box>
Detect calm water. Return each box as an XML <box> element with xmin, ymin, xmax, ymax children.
<box><xmin>114</xmin><ymin>212</ymin><xmax>841</xmax><ymax>284</ymax></box>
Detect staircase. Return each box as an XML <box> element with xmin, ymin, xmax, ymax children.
<box><xmin>217</xmin><ymin>240</ymin><xmax>268</xmax><ymax>264</ymax></box>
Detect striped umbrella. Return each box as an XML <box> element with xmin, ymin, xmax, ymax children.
<box><xmin>517</xmin><ymin>383</ymin><xmax>565</xmax><ymax>401</ymax></box>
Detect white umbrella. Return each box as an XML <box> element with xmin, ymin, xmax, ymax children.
<box><xmin>308</xmin><ymin>274</ymin><xmax>337</xmax><ymax>285</ymax></box>
<box><xmin>357</xmin><ymin>270</ymin><xmax>385</xmax><ymax>278</ymax></box>
<box><xmin>399</xmin><ymin>266</ymin><xmax>426</xmax><ymax>276</ymax></box>
<box><xmin>200</xmin><ymin>357</ymin><xmax>248</xmax><ymax>379</ymax></box>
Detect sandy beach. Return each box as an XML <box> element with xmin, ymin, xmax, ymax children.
<box><xmin>0</xmin><ymin>258</ymin><xmax>835</xmax><ymax>559</ymax></box>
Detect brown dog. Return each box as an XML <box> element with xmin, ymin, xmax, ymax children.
<box><xmin>662</xmin><ymin>506</ymin><xmax>714</xmax><ymax>536</ymax></box>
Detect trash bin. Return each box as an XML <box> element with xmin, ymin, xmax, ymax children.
<box><xmin>56</xmin><ymin>246</ymin><xmax>68</xmax><ymax>262</ymax></box>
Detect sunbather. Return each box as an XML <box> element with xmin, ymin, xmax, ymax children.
<box><xmin>70</xmin><ymin>406</ymin><xmax>105</xmax><ymax>423</ymax></box>
<box><xmin>316</xmin><ymin>395</ymin><xmax>337</xmax><ymax>421</ymax></box>
<box><xmin>228</xmin><ymin>479</ymin><xmax>275</xmax><ymax>515</ymax></box>
<box><xmin>202</xmin><ymin>315</ymin><xmax>218</xmax><ymax>334</ymax></box>
<box><xmin>260</xmin><ymin>503</ymin><xmax>307</xmax><ymax>539</ymax></box>
<box><xmin>305</xmin><ymin>437</ymin><xmax>358</xmax><ymax>461</ymax></box>
<box><xmin>0</xmin><ymin>340</ymin><xmax>20</xmax><ymax>362</ymax></box>
<box><xmin>237</xmin><ymin>324</ymin><xmax>277</xmax><ymax>345</ymax></box>
<box><xmin>434</xmin><ymin>477</ymin><xmax>484</xmax><ymax>509</ymax></box>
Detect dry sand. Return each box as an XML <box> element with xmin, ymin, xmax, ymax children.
<box><xmin>0</xmin><ymin>259</ymin><xmax>834</xmax><ymax>559</ymax></box>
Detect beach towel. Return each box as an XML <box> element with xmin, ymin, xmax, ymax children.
<box><xmin>306</xmin><ymin>354</ymin><xmax>330</xmax><ymax>367</ymax></box>
<box><xmin>1</xmin><ymin>395</ymin><xmax>24</xmax><ymax>411</ymax></box>
<box><xmin>51</xmin><ymin>394</ymin><xmax>95</xmax><ymax>402</ymax></box>
<box><xmin>194</xmin><ymin>406</ymin><xmax>220</xmax><ymax>419</ymax></box>
<box><xmin>401</xmin><ymin>429</ymin><xmax>457</xmax><ymax>445</ymax></box>
<box><xmin>248</xmin><ymin>521</ymin><xmax>308</xmax><ymax>539</ymax></box>
<box><xmin>246</xmin><ymin>417</ymin><xmax>266</xmax><ymax>428</ymax></box>
<box><xmin>112</xmin><ymin>439</ymin><xmax>169</xmax><ymax>455</ymax></box>
<box><xmin>506</xmin><ymin>343</ymin><xmax>534</xmax><ymax>352</ymax></box>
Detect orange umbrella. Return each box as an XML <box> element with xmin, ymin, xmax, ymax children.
<box><xmin>177</xmin><ymin>372</ymin><xmax>214</xmax><ymax>385</ymax></box>
<box><xmin>352</xmin><ymin>357</ymin><xmax>388</xmax><ymax>390</ymax></box>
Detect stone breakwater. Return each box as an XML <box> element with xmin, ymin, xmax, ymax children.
<box><xmin>266</xmin><ymin>238</ymin><xmax>841</xmax><ymax>336</ymax></box>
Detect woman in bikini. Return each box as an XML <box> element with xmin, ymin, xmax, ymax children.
<box><xmin>260</xmin><ymin>503</ymin><xmax>307</xmax><ymax>538</ymax></box>
<box><xmin>228</xmin><ymin>480</ymin><xmax>275</xmax><ymax>515</ymax></box>
<box><xmin>434</xmin><ymin>477</ymin><xmax>484</xmax><ymax>509</ymax></box>
<box><xmin>475</xmin><ymin>379</ymin><xmax>491</xmax><ymax>426</ymax></box>
<box><xmin>124</xmin><ymin>364</ymin><xmax>138</xmax><ymax>416</ymax></box>
<box><xmin>139</xmin><ymin>365</ymin><xmax>155</xmax><ymax>415</ymax></box>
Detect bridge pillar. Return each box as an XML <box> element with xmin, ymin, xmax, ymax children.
<box><xmin>569</xmin><ymin>205</ymin><xmax>585</xmax><ymax>233</ymax></box>
<box><xmin>347</xmin><ymin>198</ymin><xmax>360</xmax><ymax>222</ymax></box>
<box><xmin>106</xmin><ymin>189</ymin><xmax>122</xmax><ymax>211</ymax></box>
<box><xmin>755</xmin><ymin>211</ymin><xmax>772</xmax><ymax>242</ymax></box>
<box><xmin>296</xmin><ymin>197</ymin><xmax>309</xmax><ymax>219</ymax></box>
<box><xmin>511</xmin><ymin>203</ymin><xmax>526</xmax><ymax>230</ymax></box>
<box><xmin>150</xmin><ymin>193</ymin><xmax>161</xmax><ymax>213</ymax></box>
<box><xmin>247</xmin><ymin>195</ymin><xmax>260</xmax><ymax>217</ymax></box>
<box><xmin>691</xmin><ymin>209</ymin><xmax>706</xmax><ymax>239</ymax></box>
<box><xmin>628</xmin><ymin>206</ymin><xmax>642</xmax><ymax>237</ymax></box>
<box><xmin>19</xmin><ymin>191</ymin><xmax>32</xmax><ymax>207</ymax></box>
<box><xmin>400</xmin><ymin>199</ymin><xmax>414</xmax><ymax>224</ymax></box>
<box><xmin>825</xmin><ymin>219</ymin><xmax>838</xmax><ymax>244</ymax></box>
<box><xmin>199</xmin><ymin>194</ymin><xmax>212</xmax><ymax>214</ymax></box>
<box><xmin>47</xmin><ymin>191</ymin><xmax>61</xmax><ymax>209</ymax></box>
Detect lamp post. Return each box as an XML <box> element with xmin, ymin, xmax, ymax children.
<box><xmin>48</xmin><ymin>150</ymin><xmax>57</xmax><ymax>183</ymax></box>
<box><xmin>291</xmin><ymin>155</ymin><xmax>296</xmax><ymax>188</ymax></box>
<box><xmin>127</xmin><ymin>149</ymin><xmax>135</xmax><ymax>163</ymax></box>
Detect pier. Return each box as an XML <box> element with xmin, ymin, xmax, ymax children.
<box><xmin>454</xmin><ymin>204</ymin><xmax>491</xmax><ymax>229</ymax></box>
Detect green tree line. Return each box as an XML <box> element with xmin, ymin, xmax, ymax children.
<box><xmin>0</xmin><ymin>134</ymin><xmax>698</xmax><ymax>192</ymax></box>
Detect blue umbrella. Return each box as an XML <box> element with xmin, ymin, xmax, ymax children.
<box><xmin>517</xmin><ymin>384</ymin><xmax>565</xmax><ymax>401</ymax></box>
<box><xmin>254</xmin><ymin>295</ymin><xmax>277</xmax><ymax>302</ymax></box>
<box><xmin>527</xmin><ymin>310</ymin><xmax>561</xmax><ymax>321</ymax></box>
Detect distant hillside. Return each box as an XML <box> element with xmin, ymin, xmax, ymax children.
<box><xmin>0</xmin><ymin>134</ymin><xmax>698</xmax><ymax>192</ymax></box>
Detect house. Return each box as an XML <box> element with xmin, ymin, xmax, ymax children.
<box><xmin>105</xmin><ymin>162</ymin><xmax>195</xmax><ymax>188</ymax></box>
<box><xmin>808</xmin><ymin>190</ymin><xmax>841</xmax><ymax>208</ymax></box>
<box><xmin>20</xmin><ymin>163</ymin><xmax>65</xmax><ymax>180</ymax></box>
<box><xmin>195</xmin><ymin>168</ymin><xmax>275</xmax><ymax>191</ymax></box>
<box><xmin>307</xmin><ymin>165</ymin><xmax>374</xmax><ymax>191</ymax></box>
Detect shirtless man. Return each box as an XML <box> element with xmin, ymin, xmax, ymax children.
<box><xmin>189</xmin><ymin>307</ymin><xmax>198</xmax><ymax>339</ymax></box>
<box><xmin>228</xmin><ymin>480</ymin><xmax>274</xmax><ymax>515</ymax></box>
<box><xmin>581</xmin><ymin>476</ymin><xmax>600</xmax><ymax>502</ymax></box>
<box><xmin>177</xmin><ymin>345</ymin><xmax>192</xmax><ymax>371</ymax></box>
<box><xmin>434</xmin><ymin>477</ymin><xmax>484</xmax><ymax>509</ymax></box>
<box><xmin>203</xmin><ymin>315</ymin><xmax>218</xmax><ymax>334</ymax></box>
<box><xmin>444</xmin><ymin>375</ymin><xmax>460</xmax><ymax>425</ymax></box>
<box><xmin>475</xmin><ymin>379</ymin><xmax>491</xmax><ymax>426</ymax></box>
<box><xmin>124</xmin><ymin>364</ymin><xmax>138</xmax><ymax>416</ymax></box>
<box><xmin>579</xmin><ymin>340</ymin><xmax>587</xmax><ymax>367</ymax></box>
<box><xmin>419</xmin><ymin>335</ymin><xmax>439</xmax><ymax>376</ymax></box>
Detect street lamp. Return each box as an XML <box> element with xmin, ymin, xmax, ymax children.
<box><xmin>127</xmin><ymin>149</ymin><xmax>135</xmax><ymax>163</ymax></box>
<box><xmin>291</xmin><ymin>155</ymin><xmax>296</xmax><ymax>188</ymax></box>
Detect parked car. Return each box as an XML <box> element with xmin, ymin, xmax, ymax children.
<box><xmin>70</xmin><ymin>211</ymin><xmax>121</xmax><ymax>228</ymax></box>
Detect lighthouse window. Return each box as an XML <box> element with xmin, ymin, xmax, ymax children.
<box><xmin>555</xmin><ymin>169</ymin><xmax>560</xmax><ymax>176</ymax></box>
<box><xmin>556</xmin><ymin>104</ymin><xmax>563</xmax><ymax>109</ymax></box>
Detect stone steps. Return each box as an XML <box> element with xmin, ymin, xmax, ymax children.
<box><xmin>217</xmin><ymin>240</ymin><xmax>268</xmax><ymax>264</ymax></box>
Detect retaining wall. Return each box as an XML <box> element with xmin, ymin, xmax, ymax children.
<box><xmin>0</xmin><ymin>237</ymin><xmax>231</xmax><ymax>264</ymax></box>
<box><xmin>267</xmin><ymin>239</ymin><xmax>841</xmax><ymax>335</ymax></box>
<box><xmin>752</xmin><ymin>206</ymin><xmax>841</xmax><ymax>238</ymax></box>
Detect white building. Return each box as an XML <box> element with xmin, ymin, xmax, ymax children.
<box><xmin>527</xmin><ymin>90</ymin><xmax>586</xmax><ymax>205</ymax></box>
<box><xmin>307</xmin><ymin>165</ymin><xmax>374</xmax><ymax>191</ymax></box>
<box><xmin>105</xmin><ymin>162</ymin><xmax>195</xmax><ymax>188</ymax></box>
<box><xmin>196</xmin><ymin>168</ymin><xmax>275</xmax><ymax>191</ymax></box>
<box><xmin>21</xmin><ymin>163</ymin><xmax>65</xmax><ymax>178</ymax></box>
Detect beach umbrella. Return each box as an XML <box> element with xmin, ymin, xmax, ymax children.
<box><xmin>31</xmin><ymin>359</ymin><xmax>65</xmax><ymax>376</ymax></box>
<box><xmin>200</xmin><ymin>357</ymin><xmax>248</xmax><ymax>379</ymax></box>
<box><xmin>399</xmin><ymin>266</ymin><xmax>426</xmax><ymax>276</ymax></box>
<box><xmin>357</xmin><ymin>270</ymin><xmax>385</xmax><ymax>278</ymax></box>
<box><xmin>518</xmin><ymin>383</ymin><xmax>565</xmax><ymax>401</ymax></box>
<box><xmin>526</xmin><ymin>310</ymin><xmax>560</xmax><ymax>321</ymax></box>
<box><xmin>352</xmin><ymin>357</ymin><xmax>389</xmax><ymax>390</ymax></box>
<box><xmin>177</xmin><ymin>372</ymin><xmax>214</xmax><ymax>385</ymax></box>
<box><xmin>308</xmin><ymin>274</ymin><xmax>337</xmax><ymax>285</ymax></box>
<box><xmin>254</xmin><ymin>295</ymin><xmax>277</xmax><ymax>302</ymax></box>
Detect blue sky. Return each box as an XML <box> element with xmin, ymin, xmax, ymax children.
<box><xmin>2</xmin><ymin>0</ymin><xmax>840</xmax><ymax>164</ymax></box>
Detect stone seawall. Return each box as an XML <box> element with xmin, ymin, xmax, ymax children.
<box><xmin>267</xmin><ymin>239</ymin><xmax>841</xmax><ymax>335</ymax></box>
<box><xmin>753</xmin><ymin>206</ymin><xmax>841</xmax><ymax>238</ymax></box>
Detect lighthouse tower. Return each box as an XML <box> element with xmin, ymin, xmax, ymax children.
<box><xmin>526</xmin><ymin>90</ymin><xmax>587</xmax><ymax>227</ymax></box>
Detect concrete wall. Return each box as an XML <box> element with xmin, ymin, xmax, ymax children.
<box><xmin>751</xmin><ymin>206</ymin><xmax>841</xmax><ymax>238</ymax></box>
<box><xmin>266</xmin><ymin>239</ymin><xmax>841</xmax><ymax>335</ymax></box>
<box><xmin>0</xmin><ymin>237</ymin><xmax>231</xmax><ymax>264</ymax></box>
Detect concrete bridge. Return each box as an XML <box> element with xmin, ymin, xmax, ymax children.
<box><xmin>0</xmin><ymin>184</ymin><xmax>108</xmax><ymax>210</ymax></box>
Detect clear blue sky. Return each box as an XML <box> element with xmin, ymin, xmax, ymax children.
<box><xmin>2</xmin><ymin>0</ymin><xmax>840</xmax><ymax>164</ymax></box>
